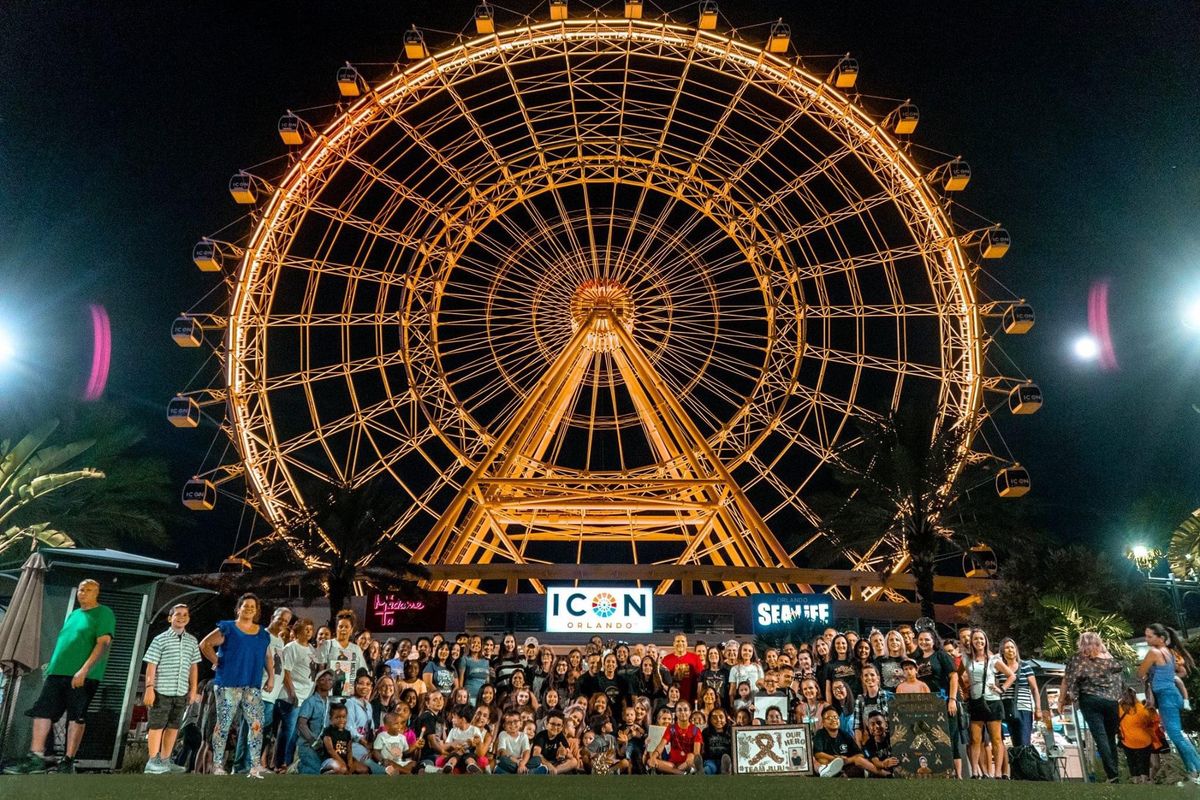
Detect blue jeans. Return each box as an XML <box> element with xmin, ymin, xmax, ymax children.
<box><xmin>274</xmin><ymin>700</ymin><xmax>298</xmax><ymax>768</ymax></box>
<box><xmin>703</xmin><ymin>759</ymin><xmax>720</xmax><ymax>774</ymax></box>
<box><xmin>1006</xmin><ymin>708</ymin><xmax>1034</xmax><ymax>746</ymax></box>
<box><xmin>1155</xmin><ymin>684</ymin><xmax>1200</xmax><ymax>774</ymax></box>
<box><xmin>298</xmin><ymin>742</ymin><xmax>323</xmax><ymax>775</ymax></box>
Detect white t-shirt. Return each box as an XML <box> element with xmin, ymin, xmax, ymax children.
<box><xmin>373</xmin><ymin>730</ymin><xmax>413</xmax><ymax>765</ymax></box>
<box><xmin>262</xmin><ymin>633</ymin><xmax>286</xmax><ymax>703</ymax></box>
<box><xmin>317</xmin><ymin>640</ymin><xmax>367</xmax><ymax>696</ymax></box>
<box><xmin>445</xmin><ymin>724</ymin><xmax>484</xmax><ymax>750</ymax></box>
<box><xmin>728</xmin><ymin>663</ymin><xmax>763</xmax><ymax>692</ymax></box>
<box><xmin>283</xmin><ymin>642</ymin><xmax>317</xmax><ymax>702</ymax></box>
<box><xmin>496</xmin><ymin>730</ymin><xmax>530</xmax><ymax>758</ymax></box>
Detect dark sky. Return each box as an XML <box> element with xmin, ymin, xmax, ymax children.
<box><xmin>1</xmin><ymin>1</ymin><xmax>1198</xmax><ymax>570</ymax></box>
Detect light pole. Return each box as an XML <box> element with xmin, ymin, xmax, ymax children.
<box><xmin>1126</xmin><ymin>544</ymin><xmax>1196</xmax><ymax>637</ymax></box>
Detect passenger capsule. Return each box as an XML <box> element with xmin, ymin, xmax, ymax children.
<box><xmin>995</xmin><ymin>466</ymin><xmax>1031</xmax><ymax>498</ymax></box>
<box><xmin>767</xmin><ymin>21</ymin><xmax>790</xmax><ymax>53</ymax></box>
<box><xmin>171</xmin><ymin>316</ymin><xmax>203</xmax><ymax>348</ymax></box>
<box><xmin>167</xmin><ymin>396</ymin><xmax>201</xmax><ymax>428</ymax></box>
<box><xmin>228</xmin><ymin>172</ymin><xmax>256</xmax><ymax>204</ymax></box>
<box><xmin>1002</xmin><ymin>304</ymin><xmax>1035</xmax><ymax>334</ymax></box>
<box><xmin>182</xmin><ymin>479</ymin><xmax>217</xmax><ymax>510</ymax></box>
<box><xmin>981</xmin><ymin>227</ymin><xmax>1011</xmax><ymax>259</ymax></box>
<box><xmin>1008</xmin><ymin>383</ymin><xmax>1043</xmax><ymax>415</ymax></box>
<box><xmin>192</xmin><ymin>239</ymin><xmax>221</xmax><ymax>272</ymax></box>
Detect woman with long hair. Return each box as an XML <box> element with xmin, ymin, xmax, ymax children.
<box><xmin>629</xmin><ymin>655</ymin><xmax>666</xmax><ymax>703</ymax></box>
<box><xmin>1138</xmin><ymin>623</ymin><xmax>1200</xmax><ymax>784</ymax></box>
<box><xmin>793</xmin><ymin>677</ymin><xmax>826</xmax><ymax>726</ymax></box>
<box><xmin>276</xmin><ymin>616</ymin><xmax>316</xmax><ymax>770</ymax></box>
<box><xmin>998</xmin><ymin>637</ymin><xmax>1040</xmax><ymax>747</ymax></box>
<box><xmin>369</xmin><ymin>675</ymin><xmax>399</xmax><ymax>730</ymax></box>
<box><xmin>530</xmin><ymin>646</ymin><xmax>556</xmax><ymax>699</ymax></box>
<box><xmin>829</xmin><ymin>679</ymin><xmax>856</xmax><ymax>737</ymax></box>
<box><xmin>1062</xmin><ymin>631</ymin><xmax>1125</xmax><ymax>783</ymax></box>
<box><xmin>914</xmin><ymin>628</ymin><xmax>963</xmax><ymax>778</ymax></box>
<box><xmin>698</xmin><ymin>646</ymin><xmax>729</xmax><ymax>708</ymax></box>
<box><xmin>423</xmin><ymin>640</ymin><xmax>459</xmax><ymax>698</ymax></box>
<box><xmin>960</xmin><ymin>628</ymin><xmax>1014</xmax><ymax>779</ymax></box>
<box><xmin>823</xmin><ymin>634</ymin><xmax>857</xmax><ymax>700</ymax></box>
<box><xmin>728</xmin><ymin>643</ymin><xmax>763</xmax><ymax>705</ymax></box>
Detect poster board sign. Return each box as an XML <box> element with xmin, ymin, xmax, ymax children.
<box><xmin>888</xmin><ymin>693</ymin><xmax>955</xmax><ymax>778</ymax></box>
<box><xmin>733</xmin><ymin>724</ymin><xmax>812</xmax><ymax>775</ymax></box>
<box><xmin>647</xmin><ymin>724</ymin><xmax>667</xmax><ymax>754</ymax></box>
<box><xmin>752</xmin><ymin>695</ymin><xmax>789</xmax><ymax>723</ymax></box>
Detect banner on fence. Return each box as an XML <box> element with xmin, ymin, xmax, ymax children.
<box><xmin>888</xmin><ymin>693</ymin><xmax>955</xmax><ymax>778</ymax></box>
<box><xmin>733</xmin><ymin>724</ymin><xmax>812</xmax><ymax>775</ymax></box>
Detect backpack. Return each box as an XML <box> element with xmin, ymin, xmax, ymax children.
<box><xmin>1009</xmin><ymin>745</ymin><xmax>1059</xmax><ymax>781</ymax></box>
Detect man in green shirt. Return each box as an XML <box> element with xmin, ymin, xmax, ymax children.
<box><xmin>4</xmin><ymin>579</ymin><xmax>116</xmax><ymax>774</ymax></box>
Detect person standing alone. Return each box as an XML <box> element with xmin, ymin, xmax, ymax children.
<box><xmin>5</xmin><ymin>579</ymin><xmax>116</xmax><ymax>774</ymax></box>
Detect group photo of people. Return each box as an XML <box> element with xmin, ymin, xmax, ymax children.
<box><xmin>9</xmin><ymin>581</ymin><xmax>1199</xmax><ymax>785</ymax></box>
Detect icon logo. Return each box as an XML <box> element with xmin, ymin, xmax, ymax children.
<box><xmin>591</xmin><ymin>592</ymin><xmax>617</xmax><ymax>618</ymax></box>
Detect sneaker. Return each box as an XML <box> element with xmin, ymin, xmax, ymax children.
<box><xmin>167</xmin><ymin>761</ymin><xmax>188</xmax><ymax>774</ymax></box>
<box><xmin>144</xmin><ymin>757</ymin><xmax>170</xmax><ymax>775</ymax></box>
<box><xmin>532</xmin><ymin>764</ymin><xmax>549</xmax><ymax>775</ymax></box>
<box><xmin>720</xmin><ymin>754</ymin><xmax>732</xmax><ymax>774</ymax></box>
<box><xmin>442</xmin><ymin>762</ymin><xmax>455</xmax><ymax>774</ymax></box>
<box><xmin>465</xmin><ymin>761</ymin><xmax>481</xmax><ymax>774</ymax></box>
<box><xmin>247</xmin><ymin>765</ymin><xmax>268</xmax><ymax>780</ymax></box>
<box><xmin>3</xmin><ymin>753</ymin><xmax>48</xmax><ymax>775</ymax></box>
<box><xmin>56</xmin><ymin>757</ymin><xmax>76</xmax><ymax>775</ymax></box>
<box><xmin>212</xmin><ymin>764</ymin><xmax>227</xmax><ymax>775</ymax></box>
<box><xmin>818</xmin><ymin>757</ymin><xmax>844</xmax><ymax>778</ymax></box>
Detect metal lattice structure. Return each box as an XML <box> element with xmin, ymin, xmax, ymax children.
<box><xmin>176</xmin><ymin>8</ymin><xmax>1034</xmax><ymax>597</ymax></box>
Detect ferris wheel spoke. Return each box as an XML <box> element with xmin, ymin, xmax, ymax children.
<box><xmin>805</xmin><ymin>304</ymin><xmax>943</xmax><ymax>319</ymax></box>
<box><xmin>267</xmin><ymin>253</ymin><xmax>407</xmax><ymax>287</ymax></box>
<box><xmin>303</xmin><ymin>200</ymin><xmax>426</xmax><ymax>249</ymax></box>
<box><xmin>242</xmin><ymin>312</ymin><xmax>405</xmax><ymax>327</ymax></box>
<box><xmin>775</xmin><ymin>190</ymin><xmax>898</xmax><ymax>247</ymax></box>
<box><xmin>802</xmin><ymin>344</ymin><xmax>953</xmax><ymax>383</ymax></box>
<box><xmin>262</xmin><ymin>349</ymin><xmax>407</xmax><ymax>392</ymax></box>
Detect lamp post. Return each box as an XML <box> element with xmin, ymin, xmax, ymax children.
<box><xmin>1126</xmin><ymin>544</ymin><xmax>1196</xmax><ymax>637</ymax></box>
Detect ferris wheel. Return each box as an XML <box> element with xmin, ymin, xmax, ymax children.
<box><xmin>172</xmin><ymin>3</ymin><xmax>1037</xmax><ymax>597</ymax></box>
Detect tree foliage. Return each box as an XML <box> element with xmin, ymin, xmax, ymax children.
<box><xmin>0</xmin><ymin>406</ymin><xmax>175</xmax><ymax>557</ymax></box>
<box><xmin>814</xmin><ymin>406</ymin><xmax>1024</xmax><ymax>619</ymax></box>
<box><xmin>1168</xmin><ymin>510</ymin><xmax>1200</xmax><ymax>580</ymax></box>
<box><xmin>973</xmin><ymin>542</ymin><xmax>1173</xmax><ymax>656</ymax></box>
<box><xmin>1039</xmin><ymin>594</ymin><xmax>1136</xmax><ymax>663</ymax></box>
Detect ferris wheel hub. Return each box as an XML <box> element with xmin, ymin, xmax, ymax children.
<box><xmin>569</xmin><ymin>278</ymin><xmax>635</xmax><ymax>352</ymax></box>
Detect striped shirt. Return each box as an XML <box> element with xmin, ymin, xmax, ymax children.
<box><xmin>143</xmin><ymin>628</ymin><xmax>202</xmax><ymax>696</ymax></box>
<box><xmin>1003</xmin><ymin>659</ymin><xmax>1036</xmax><ymax>712</ymax></box>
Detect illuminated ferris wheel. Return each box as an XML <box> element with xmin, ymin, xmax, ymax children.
<box><xmin>172</xmin><ymin>2</ymin><xmax>1037</xmax><ymax>597</ymax></box>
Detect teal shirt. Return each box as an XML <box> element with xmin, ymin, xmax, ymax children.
<box><xmin>47</xmin><ymin>605</ymin><xmax>116</xmax><ymax>680</ymax></box>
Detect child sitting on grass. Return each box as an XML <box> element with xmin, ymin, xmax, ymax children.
<box><xmin>585</xmin><ymin>716</ymin><xmax>629</xmax><ymax>774</ymax></box>
<box><xmin>495</xmin><ymin>711</ymin><xmax>535</xmax><ymax>774</ymax></box>
<box><xmin>702</xmin><ymin>707</ymin><xmax>733</xmax><ymax>774</ymax></box>
<box><xmin>372</xmin><ymin>708</ymin><xmax>417</xmax><ymax>775</ymax></box>
<box><xmin>322</xmin><ymin>705</ymin><xmax>369</xmax><ymax>774</ymax></box>
<box><xmin>531</xmin><ymin>710</ymin><xmax>579</xmax><ymax>774</ymax></box>
<box><xmin>440</xmin><ymin>703</ymin><xmax>486</xmax><ymax>773</ymax></box>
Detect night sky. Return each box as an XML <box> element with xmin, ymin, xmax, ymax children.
<box><xmin>1</xmin><ymin>1</ymin><xmax>1198</xmax><ymax>570</ymax></box>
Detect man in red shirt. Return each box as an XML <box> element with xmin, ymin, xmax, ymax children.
<box><xmin>662</xmin><ymin>634</ymin><xmax>703</xmax><ymax>703</ymax></box>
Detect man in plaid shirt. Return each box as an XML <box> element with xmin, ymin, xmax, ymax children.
<box><xmin>142</xmin><ymin>604</ymin><xmax>202</xmax><ymax>774</ymax></box>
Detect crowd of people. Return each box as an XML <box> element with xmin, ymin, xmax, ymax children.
<box><xmin>6</xmin><ymin>582</ymin><xmax>1200</xmax><ymax>784</ymax></box>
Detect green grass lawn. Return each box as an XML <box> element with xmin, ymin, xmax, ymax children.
<box><xmin>0</xmin><ymin>775</ymin><xmax>1186</xmax><ymax>800</ymax></box>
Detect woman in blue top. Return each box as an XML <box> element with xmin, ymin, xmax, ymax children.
<box><xmin>200</xmin><ymin>593</ymin><xmax>273</xmax><ymax>778</ymax></box>
<box><xmin>1139</xmin><ymin>623</ymin><xmax>1200</xmax><ymax>784</ymax></box>
<box><xmin>458</xmin><ymin>635</ymin><xmax>492</xmax><ymax>701</ymax></box>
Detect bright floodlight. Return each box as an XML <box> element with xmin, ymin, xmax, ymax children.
<box><xmin>1130</xmin><ymin>544</ymin><xmax>1150</xmax><ymax>560</ymax></box>
<box><xmin>1185</xmin><ymin>299</ymin><xmax>1200</xmax><ymax>330</ymax></box>
<box><xmin>1073</xmin><ymin>335</ymin><xmax>1099</xmax><ymax>360</ymax></box>
<box><xmin>0</xmin><ymin>326</ymin><xmax>14</xmax><ymax>365</ymax></box>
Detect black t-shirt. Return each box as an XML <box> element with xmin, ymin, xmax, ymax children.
<box><xmin>322</xmin><ymin>726</ymin><xmax>352</xmax><ymax>760</ymax></box>
<box><xmin>813</xmin><ymin>728</ymin><xmax>861</xmax><ymax>758</ymax></box>
<box><xmin>698</xmin><ymin>667</ymin><xmax>729</xmax><ymax>703</ymax></box>
<box><xmin>532</xmin><ymin>730</ymin><xmax>570</xmax><ymax>764</ymax></box>
<box><xmin>413</xmin><ymin>710</ymin><xmax>442</xmax><ymax>745</ymax></box>
<box><xmin>594</xmin><ymin>673</ymin><xmax>629</xmax><ymax>712</ymax></box>
<box><xmin>862</xmin><ymin>733</ymin><xmax>892</xmax><ymax>770</ymax></box>
<box><xmin>874</xmin><ymin>656</ymin><xmax>904</xmax><ymax>690</ymax></box>
<box><xmin>916</xmin><ymin>650</ymin><xmax>955</xmax><ymax>697</ymax></box>
<box><xmin>702</xmin><ymin>726</ymin><xmax>732</xmax><ymax>760</ymax></box>
<box><xmin>823</xmin><ymin>660</ymin><xmax>860</xmax><ymax>695</ymax></box>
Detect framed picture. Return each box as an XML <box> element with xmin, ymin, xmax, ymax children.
<box><xmin>753</xmin><ymin>694</ymin><xmax>789</xmax><ymax>723</ymax></box>
<box><xmin>733</xmin><ymin>724</ymin><xmax>812</xmax><ymax>775</ymax></box>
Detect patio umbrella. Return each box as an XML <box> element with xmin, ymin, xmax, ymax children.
<box><xmin>0</xmin><ymin>550</ymin><xmax>47</xmax><ymax>766</ymax></box>
<box><xmin>0</xmin><ymin>551</ymin><xmax>47</xmax><ymax>671</ymax></box>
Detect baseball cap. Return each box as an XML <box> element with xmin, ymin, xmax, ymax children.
<box><xmin>900</xmin><ymin>657</ymin><xmax>918</xmax><ymax>668</ymax></box>
<box><xmin>524</xmin><ymin>636</ymin><xmax>540</xmax><ymax>648</ymax></box>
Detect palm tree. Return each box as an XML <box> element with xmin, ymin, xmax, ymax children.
<box><xmin>815</xmin><ymin>406</ymin><xmax>1020</xmax><ymax>619</ymax></box>
<box><xmin>1168</xmin><ymin>510</ymin><xmax>1200</xmax><ymax>580</ymax></box>
<box><xmin>245</xmin><ymin>478</ymin><xmax>427</xmax><ymax>628</ymax></box>
<box><xmin>0</xmin><ymin>409</ymin><xmax>174</xmax><ymax>557</ymax></box>
<box><xmin>1040</xmin><ymin>594</ymin><xmax>1136</xmax><ymax>663</ymax></box>
<box><xmin>0</xmin><ymin>419</ymin><xmax>105</xmax><ymax>555</ymax></box>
